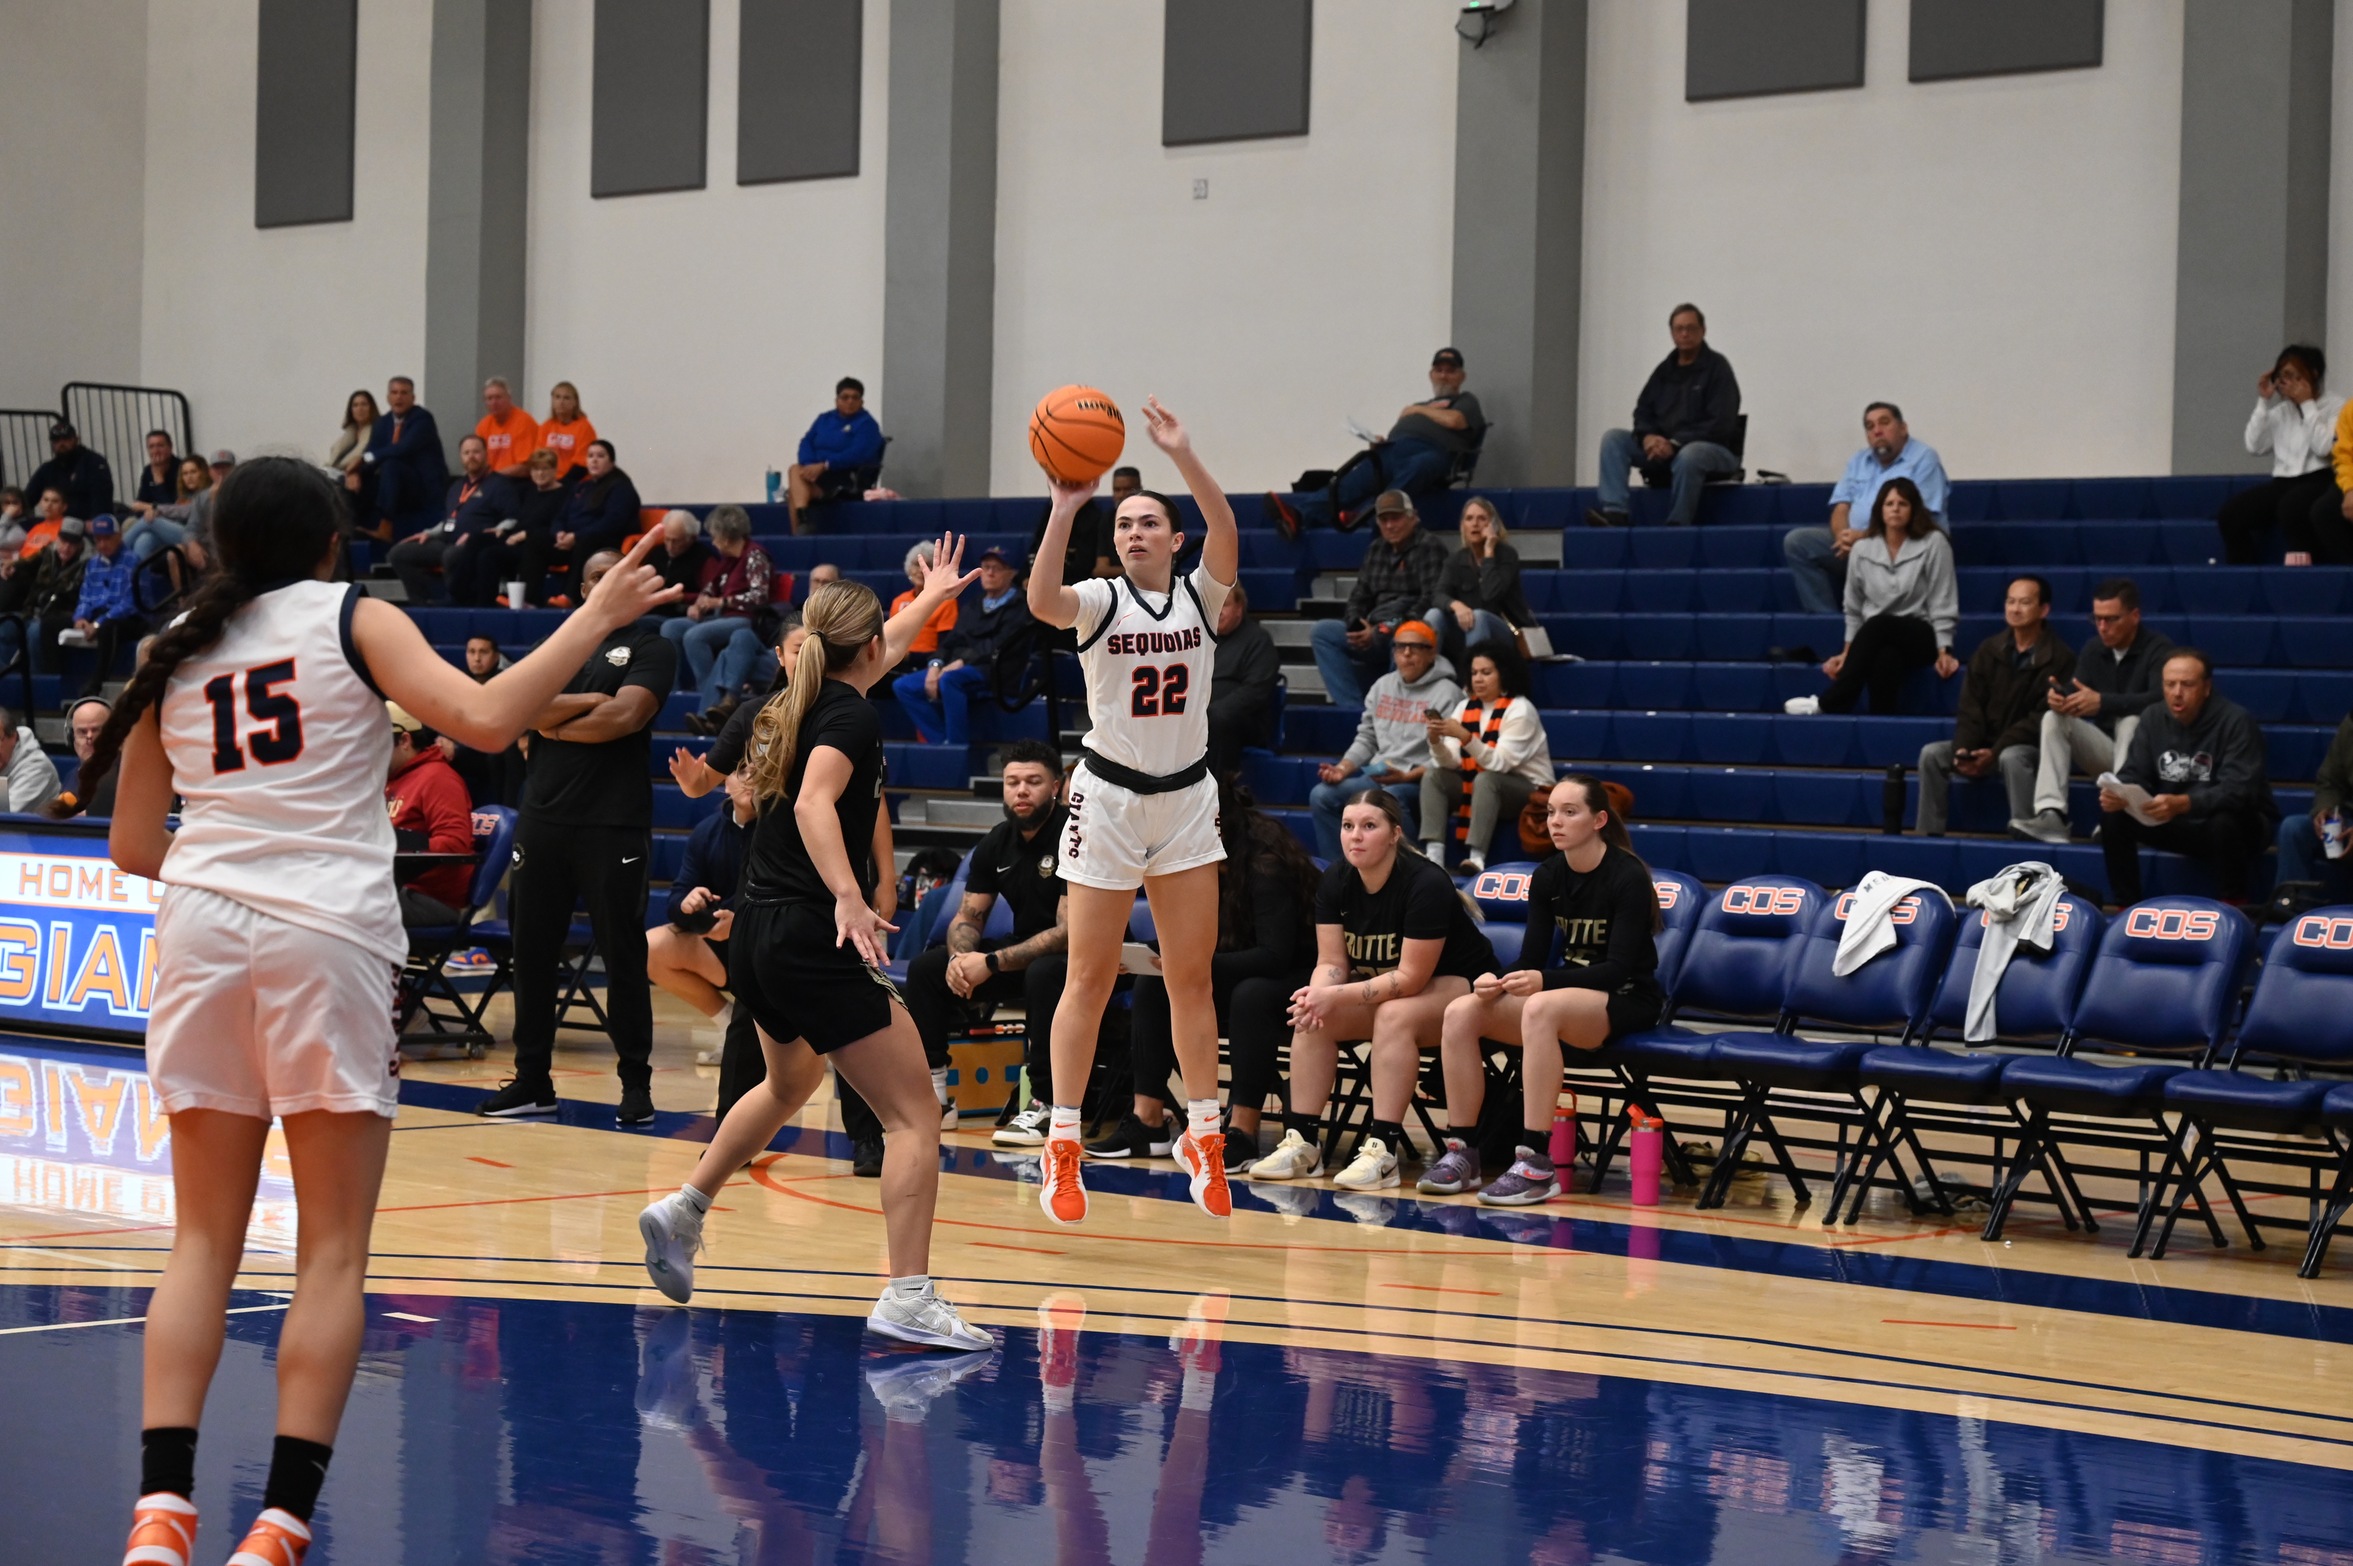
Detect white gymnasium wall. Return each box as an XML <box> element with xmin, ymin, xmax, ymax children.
<box><xmin>1580</xmin><ymin>0</ymin><xmax>2186</xmax><ymax>486</ymax></box>
<box><xmin>137</xmin><ymin>0</ymin><xmax>433</xmax><ymax>463</ymax></box>
<box><xmin>523</xmin><ymin>0</ymin><xmax>892</xmax><ymax>503</ymax></box>
<box><xmin>0</xmin><ymin>0</ymin><xmax>148</xmax><ymax>413</ymax></box>
<box><xmin>990</xmin><ymin>0</ymin><xmax>1458</xmax><ymax>497</ymax></box>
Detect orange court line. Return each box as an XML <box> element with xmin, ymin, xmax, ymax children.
<box><xmin>466</xmin><ymin>1157</ymin><xmax>513</xmax><ymax>1169</ymax></box>
<box><xmin>1378</xmin><ymin>1283</ymin><xmax>1503</xmax><ymax>1297</ymax></box>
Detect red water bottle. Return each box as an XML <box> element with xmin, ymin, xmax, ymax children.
<box><xmin>1548</xmin><ymin>1090</ymin><xmax>1578</xmax><ymax>1168</ymax></box>
<box><xmin>1627</xmin><ymin>1108</ymin><xmax>1663</xmax><ymax>1207</ymax></box>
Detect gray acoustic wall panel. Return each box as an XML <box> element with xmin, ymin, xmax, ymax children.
<box><xmin>592</xmin><ymin>0</ymin><xmax>710</xmax><ymax>197</ymax></box>
<box><xmin>1685</xmin><ymin>0</ymin><xmax>1864</xmax><ymax>102</ymax></box>
<box><xmin>255</xmin><ymin>0</ymin><xmax>357</xmax><ymax>227</ymax></box>
<box><xmin>739</xmin><ymin>0</ymin><xmax>862</xmax><ymax>183</ymax></box>
<box><xmin>1909</xmin><ymin>0</ymin><xmax>2102</xmax><ymax>84</ymax></box>
<box><xmin>1163</xmin><ymin>0</ymin><xmax>1311</xmax><ymax>147</ymax></box>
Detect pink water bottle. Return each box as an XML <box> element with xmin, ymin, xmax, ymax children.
<box><xmin>1627</xmin><ymin>1109</ymin><xmax>1663</xmax><ymax>1207</ymax></box>
<box><xmin>1548</xmin><ymin>1090</ymin><xmax>1578</xmax><ymax>1168</ymax></box>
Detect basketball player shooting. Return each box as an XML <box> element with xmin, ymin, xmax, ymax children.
<box><xmin>1026</xmin><ymin>397</ymin><xmax>1238</xmax><ymax>1225</ymax></box>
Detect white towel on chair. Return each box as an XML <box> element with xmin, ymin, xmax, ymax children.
<box><xmin>1963</xmin><ymin>861</ymin><xmax>2064</xmax><ymax>1042</ymax></box>
<box><xmin>1832</xmin><ymin>872</ymin><xmax>1950</xmax><ymax>977</ymax></box>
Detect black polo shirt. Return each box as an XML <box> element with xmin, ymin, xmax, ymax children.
<box><xmin>965</xmin><ymin>804</ymin><xmax>1068</xmax><ymax>940</ymax></box>
<box><xmin>521</xmin><ymin>624</ymin><xmax>677</xmax><ymax>829</ymax></box>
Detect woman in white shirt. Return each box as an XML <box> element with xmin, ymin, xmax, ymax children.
<box><xmin>2218</xmin><ymin>344</ymin><xmax>2340</xmax><ymax>565</ymax></box>
<box><xmin>1420</xmin><ymin>638</ymin><xmax>1554</xmax><ymax>874</ymax></box>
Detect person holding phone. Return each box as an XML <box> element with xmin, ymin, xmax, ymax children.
<box><xmin>1915</xmin><ymin>576</ymin><xmax>2073</xmax><ymax>837</ymax></box>
<box><xmin>1306</xmin><ymin>619</ymin><xmax>1461</xmax><ymax>860</ymax></box>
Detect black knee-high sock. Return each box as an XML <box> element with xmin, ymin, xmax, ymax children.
<box><xmin>140</xmin><ymin>1426</ymin><xmax>198</xmax><ymax>1499</ymax></box>
<box><xmin>262</xmin><ymin>1436</ymin><xmax>334</xmax><ymax>1522</ymax></box>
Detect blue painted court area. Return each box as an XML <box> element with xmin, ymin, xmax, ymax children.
<box><xmin>4</xmin><ymin>1283</ymin><xmax>2349</xmax><ymax>1564</ymax></box>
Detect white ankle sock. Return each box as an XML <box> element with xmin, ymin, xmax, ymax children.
<box><xmin>708</xmin><ymin>999</ymin><xmax>734</xmax><ymax>1031</ymax></box>
<box><xmin>1186</xmin><ymin>1099</ymin><xmax>1221</xmax><ymax>1138</ymax></box>
<box><xmin>887</xmin><ymin>1274</ymin><xmax>932</xmax><ymax>1299</ymax></box>
<box><xmin>931</xmin><ymin>1066</ymin><xmax>951</xmax><ymax>1104</ymax></box>
<box><xmin>1049</xmin><ymin>1105</ymin><xmax>1083</xmax><ymax>1142</ymax></box>
<box><xmin>678</xmin><ymin>1183</ymin><xmax>712</xmax><ymax>1213</ymax></box>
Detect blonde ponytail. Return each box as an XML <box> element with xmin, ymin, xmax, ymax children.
<box><xmin>743</xmin><ymin>580</ymin><xmax>884</xmax><ymax>806</ymax></box>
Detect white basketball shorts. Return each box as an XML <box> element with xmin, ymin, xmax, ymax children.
<box><xmin>145</xmin><ymin>885</ymin><xmax>402</xmax><ymax>1120</ymax></box>
<box><xmin>1058</xmin><ymin>765</ymin><xmax>1226</xmax><ymax>891</ymax></box>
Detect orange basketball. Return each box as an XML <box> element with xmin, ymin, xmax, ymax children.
<box><xmin>1028</xmin><ymin>385</ymin><xmax>1125</xmax><ymax>484</ymax></box>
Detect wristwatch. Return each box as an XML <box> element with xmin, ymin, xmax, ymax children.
<box><xmin>984</xmin><ymin>951</ymin><xmax>1001</xmax><ymax>974</ymax></box>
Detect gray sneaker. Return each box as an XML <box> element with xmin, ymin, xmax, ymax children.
<box><xmin>2009</xmin><ymin>809</ymin><xmax>2073</xmax><ymax>846</ymax></box>
<box><xmin>1417</xmin><ymin>1142</ymin><xmax>1483</xmax><ymax>1194</ymax></box>
<box><xmin>993</xmin><ymin>1104</ymin><xmax>1051</xmax><ymax>1147</ymax></box>
<box><xmin>637</xmin><ymin>1192</ymin><xmax>706</xmax><ymax>1304</ymax></box>
<box><xmin>864</xmin><ymin>1348</ymin><xmax>996</xmax><ymax>1422</ymax></box>
<box><xmin>867</xmin><ymin>1285</ymin><xmax>997</xmax><ymax>1351</ymax></box>
<box><xmin>1477</xmin><ymin>1147</ymin><xmax>1561</xmax><ymax>1207</ymax></box>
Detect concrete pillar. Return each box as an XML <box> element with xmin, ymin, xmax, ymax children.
<box><xmin>425</xmin><ymin>0</ymin><xmax>533</xmax><ymax>463</ymax></box>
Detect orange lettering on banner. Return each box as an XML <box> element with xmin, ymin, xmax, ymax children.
<box><xmin>67</xmin><ymin>928</ymin><xmax>132</xmax><ymax>1013</ymax></box>
<box><xmin>0</xmin><ymin>1059</ymin><xmax>32</xmax><ymax>1137</ymax></box>
<box><xmin>43</xmin><ymin>921</ymin><xmax>70</xmax><ymax>1004</ymax></box>
<box><xmin>1472</xmin><ymin>870</ymin><xmax>1532</xmax><ymax>903</ymax></box>
<box><xmin>40</xmin><ymin>1061</ymin><xmax>64</xmax><ymax>1138</ymax></box>
<box><xmin>1654</xmin><ymin>881</ymin><xmax>1682</xmax><ymax>909</ymax></box>
<box><xmin>1722</xmin><ymin>886</ymin><xmax>1806</xmax><ymax>917</ymax></box>
<box><xmin>69</xmin><ymin>1067</ymin><xmax>128</xmax><ymax>1155</ymax></box>
<box><xmin>46</xmin><ymin>864</ymin><xmax>72</xmax><ymax>900</ymax></box>
<box><xmin>16</xmin><ymin>863</ymin><xmax>40</xmax><ymax>897</ymax></box>
<box><xmin>0</xmin><ymin>919</ymin><xmax>38</xmax><ymax>1003</ymax></box>
<box><xmin>75</xmin><ymin>864</ymin><xmax>108</xmax><ymax>902</ymax></box>
<box><xmin>133</xmin><ymin>1078</ymin><xmax>170</xmax><ymax>1162</ymax></box>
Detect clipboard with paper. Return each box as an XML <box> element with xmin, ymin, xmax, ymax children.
<box><xmin>2096</xmin><ymin>772</ymin><xmax>2166</xmax><ymax>826</ymax></box>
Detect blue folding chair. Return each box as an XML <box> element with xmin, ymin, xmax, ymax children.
<box><xmin>1848</xmin><ymin>892</ymin><xmax>2104</xmax><ymax>1226</ymax></box>
<box><xmin>1983</xmin><ymin>897</ymin><xmax>2252</xmax><ymax>1247</ymax></box>
<box><xmin>396</xmin><ymin>805</ymin><xmax>515</xmax><ymax>1054</ymax></box>
<box><xmin>2142</xmin><ymin>909</ymin><xmax>2353</xmax><ymax>1272</ymax></box>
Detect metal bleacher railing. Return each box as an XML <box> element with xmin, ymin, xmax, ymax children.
<box><xmin>59</xmin><ymin>382</ymin><xmax>196</xmax><ymax>494</ymax></box>
<box><xmin>0</xmin><ymin>409</ymin><xmax>61</xmax><ymax>495</ymax></box>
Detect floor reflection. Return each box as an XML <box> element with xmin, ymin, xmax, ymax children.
<box><xmin>4</xmin><ymin>1283</ymin><xmax>2349</xmax><ymax>1563</ymax></box>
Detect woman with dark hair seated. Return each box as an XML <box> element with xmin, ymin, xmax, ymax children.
<box><xmin>1419</xmin><ymin>637</ymin><xmax>1553</xmax><ymax>875</ymax></box>
<box><xmin>549</xmin><ymin>440</ymin><xmax>640</xmax><ymax>604</ymax></box>
<box><xmin>2217</xmin><ymin>343</ymin><xmax>2341</xmax><ymax>564</ymax></box>
<box><xmin>1087</xmin><ymin>777</ymin><xmax>1321</xmax><ymax>1169</ymax></box>
<box><xmin>1786</xmin><ymin>476</ymin><xmax>1959</xmax><ymax>716</ymax></box>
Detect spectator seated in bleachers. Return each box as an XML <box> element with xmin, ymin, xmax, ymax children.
<box><xmin>1421</xmin><ymin>639</ymin><xmax>1553</xmax><ymax>874</ymax></box>
<box><xmin>661</xmin><ymin>504</ymin><xmax>773</xmax><ymax>709</ymax></box>
<box><xmin>2012</xmin><ymin>577</ymin><xmax>2174</xmax><ymax>846</ymax></box>
<box><xmin>683</xmin><ymin>618</ymin><xmax>800</xmax><ymax>740</ymax></box>
<box><xmin>0</xmin><ymin>488</ymin><xmax>24</xmax><ymax>538</ymax></box>
<box><xmin>1435</xmin><ymin>495</ymin><xmax>1530</xmax><ymax>675</ymax></box>
<box><xmin>536</xmin><ymin>380</ymin><xmax>597</xmax><ymax>479</ymax></box>
<box><xmin>387</xmin><ymin>435</ymin><xmax>516</xmax><ymax>606</ymax></box>
<box><xmin>548</xmin><ymin>440</ymin><xmax>641</xmax><ymax>605</ymax></box>
<box><xmin>356</xmin><ymin>376</ymin><xmax>450</xmax><ymax>540</ymax></box>
<box><xmin>1915</xmin><ymin>575</ymin><xmax>2072</xmax><ymax>838</ymax></box>
<box><xmin>23</xmin><ymin>420</ymin><xmax>115</xmax><ymax>521</ymax></box>
<box><xmin>1246</xmin><ymin>788</ymin><xmax>1497</xmax><ymax>1189</ymax></box>
<box><xmin>1207</xmin><ymin>581</ymin><xmax>1278</xmax><ymax>779</ymax></box>
<box><xmin>1095</xmin><ymin>778</ymin><xmax>1317</xmax><ymax>1168</ymax></box>
<box><xmin>1030</xmin><ymin>465</ymin><xmax>1133</xmax><ymax>586</ymax></box>
<box><xmin>445</xmin><ymin>635</ymin><xmax>523</xmax><ymax>806</ymax></box>
<box><xmin>132</xmin><ymin>429</ymin><xmax>179</xmax><ymax>512</ymax></box>
<box><xmin>893</xmin><ymin>546</ymin><xmax>1029</xmax><ymax>745</ymax></box>
<box><xmin>14</xmin><ymin>514</ymin><xmax>86</xmax><ymax>675</ymax></box>
<box><xmin>1265</xmin><ymin>348</ymin><xmax>1485</xmax><ymax>537</ymax></box>
<box><xmin>804</xmin><ymin>562</ymin><xmax>841</xmax><ymax>595</ymax></box>
<box><xmin>326</xmin><ymin>388</ymin><xmax>379</xmax><ymax>535</ymax></box>
<box><xmin>385</xmin><ymin>702</ymin><xmax>475</xmax><ymax>927</ymax></box>
<box><xmin>468</xmin><ymin>447</ymin><xmax>572</xmax><ymax>607</ymax></box>
<box><xmin>1309</xmin><ymin>618</ymin><xmax>1460</xmax><ymax>861</ymax></box>
<box><xmin>786</xmin><ymin>376</ymin><xmax>885</xmax><ymax>534</ymax></box>
<box><xmin>2100</xmin><ymin>649</ymin><xmax>2277</xmax><ymax>907</ymax></box>
<box><xmin>68</xmin><ymin>515</ymin><xmax>144</xmax><ymax>697</ymax></box>
<box><xmin>1309</xmin><ymin>488</ymin><xmax>1452</xmax><ymax>711</ymax></box>
<box><xmin>1786</xmin><ymin>478</ymin><xmax>1958</xmax><ymax>717</ymax></box>
<box><xmin>1425</xmin><ymin>776</ymin><xmax>1664</xmax><ymax>1204</ymax></box>
<box><xmin>2278</xmin><ymin>708</ymin><xmax>2353</xmax><ymax>900</ymax></box>
<box><xmin>1586</xmin><ymin>304</ymin><xmax>1741</xmax><ymax>528</ymax></box>
<box><xmin>647</xmin><ymin>767</ymin><xmax>754</xmax><ymax>1064</ymax></box>
<box><xmin>0</xmin><ymin>705</ymin><xmax>61</xmax><ymax>815</ymax></box>
<box><xmin>474</xmin><ymin>376</ymin><xmax>541</xmax><ymax>480</ymax></box>
<box><xmin>123</xmin><ymin>455</ymin><xmax>212</xmax><ymax>562</ymax></box>
<box><xmin>55</xmin><ymin>696</ymin><xmax>113</xmax><ymax>817</ymax></box>
<box><xmin>1783</xmin><ymin>402</ymin><xmax>1950</xmax><ymax>617</ymax></box>
<box><xmin>648</xmin><ymin>508</ymin><xmax>713</xmax><ymax>613</ymax></box>
<box><xmin>2217</xmin><ymin>345</ymin><xmax>2341</xmax><ymax>565</ymax></box>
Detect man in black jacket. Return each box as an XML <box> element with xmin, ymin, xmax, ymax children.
<box><xmin>892</xmin><ymin>547</ymin><xmax>1032</xmax><ymax>743</ymax></box>
<box><xmin>2102</xmin><ymin>651</ymin><xmax>2277</xmax><ymax>906</ymax></box>
<box><xmin>1588</xmin><ymin>304</ymin><xmax>1742</xmax><ymax>527</ymax></box>
<box><xmin>388</xmin><ymin>435</ymin><xmax>517</xmax><ymax>604</ymax></box>
<box><xmin>1207</xmin><ymin>582</ymin><xmax>1279</xmax><ymax>778</ymax></box>
<box><xmin>1916</xmin><ymin>576</ymin><xmax>2075</xmax><ymax>836</ymax></box>
<box><xmin>21</xmin><ymin>422</ymin><xmax>115</xmax><ymax>521</ymax></box>
<box><xmin>2013</xmin><ymin>577</ymin><xmax>2176</xmax><ymax>845</ymax></box>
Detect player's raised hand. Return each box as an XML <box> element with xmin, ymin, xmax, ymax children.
<box><xmin>919</xmin><ymin>532</ymin><xmax>982</xmax><ymax>603</ymax></box>
<box><xmin>587</xmin><ymin>527</ymin><xmax>686</xmax><ymax>628</ymax></box>
<box><xmin>1048</xmin><ymin>474</ymin><xmax>1099</xmax><ymax>515</ymax></box>
<box><xmin>1141</xmin><ymin>396</ymin><xmax>1191</xmax><ymax>456</ymax></box>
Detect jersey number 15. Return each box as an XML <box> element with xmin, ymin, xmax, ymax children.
<box><xmin>204</xmin><ymin>659</ymin><xmax>304</xmax><ymax>773</ymax></box>
<box><xmin>1129</xmin><ymin>663</ymin><xmax>1190</xmax><ymax>718</ymax></box>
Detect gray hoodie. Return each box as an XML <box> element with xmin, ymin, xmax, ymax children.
<box><xmin>1339</xmin><ymin>664</ymin><xmax>1463</xmax><ymax>776</ymax></box>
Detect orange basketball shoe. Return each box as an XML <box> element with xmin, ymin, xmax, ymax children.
<box><xmin>122</xmin><ymin>1492</ymin><xmax>198</xmax><ymax>1566</ymax></box>
<box><xmin>1174</xmin><ymin>1129</ymin><xmax>1232</xmax><ymax>1218</ymax></box>
<box><xmin>224</xmin><ymin>1507</ymin><xmax>310</xmax><ymax>1566</ymax></box>
<box><xmin>1039</xmin><ymin>1135</ymin><xmax>1088</xmax><ymax>1226</ymax></box>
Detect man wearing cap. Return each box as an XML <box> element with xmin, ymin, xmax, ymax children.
<box><xmin>1308</xmin><ymin>489</ymin><xmax>1452</xmax><ymax>710</ymax></box>
<box><xmin>893</xmin><ymin>544</ymin><xmax>1033</xmax><ymax>744</ymax></box>
<box><xmin>359</xmin><ymin>376</ymin><xmax>451</xmax><ymax>540</ymax></box>
<box><xmin>1588</xmin><ymin>303</ymin><xmax>1744</xmax><ymax>527</ymax></box>
<box><xmin>1268</xmin><ymin>349</ymin><xmax>1486</xmax><ymax>537</ymax></box>
<box><xmin>23</xmin><ymin>422</ymin><xmax>114</xmax><ymax>522</ymax></box>
<box><xmin>69</xmin><ymin>515</ymin><xmax>143</xmax><ymax>695</ymax></box>
<box><xmin>386</xmin><ymin>703</ymin><xmax>476</xmax><ymax>926</ymax></box>
<box><xmin>1308</xmin><ymin>620</ymin><xmax>1462</xmax><ymax>860</ymax></box>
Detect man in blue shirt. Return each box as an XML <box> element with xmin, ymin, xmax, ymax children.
<box><xmin>357</xmin><ymin>376</ymin><xmax>451</xmax><ymax>539</ymax></box>
<box><xmin>1782</xmin><ymin>401</ymin><xmax>1951</xmax><ymax>616</ymax></box>
<box><xmin>787</xmin><ymin>376</ymin><xmax>885</xmax><ymax>533</ymax></box>
<box><xmin>70</xmin><ymin>515</ymin><xmax>142</xmax><ymax>696</ymax></box>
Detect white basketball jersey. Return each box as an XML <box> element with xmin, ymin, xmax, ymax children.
<box><xmin>159</xmin><ymin>580</ymin><xmax>406</xmax><ymax>964</ymax></box>
<box><xmin>1071</xmin><ymin>566</ymin><xmax>1231</xmax><ymax>779</ymax></box>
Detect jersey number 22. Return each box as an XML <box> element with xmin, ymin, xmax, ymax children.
<box><xmin>204</xmin><ymin>659</ymin><xmax>304</xmax><ymax>773</ymax></box>
<box><xmin>1129</xmin><ymin>663</ymin><xmax>1189</xmax><ymax>717</ymax></box>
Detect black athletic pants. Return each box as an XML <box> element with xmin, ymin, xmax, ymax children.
<box><xmin>2100</xmin><ymin>803</ymin><xmax>2268</xmax><ymax>906</ymax></box>
<box><xmin>837</xmin><ymin>944</ymin><xmax>1070</xmax><ymax>1142</ymax></box>
<box><xmin>509</xmin><ymin>816</ymin><xmax>655</xmax><ymax>1089</ymax></box>
<box><xmin>1181</xmin><ymin>968</ymin><xmax>1312</xmax><ymax>1116</ymax></box>
<box><xmin>2217</xmin><ymin>471</ymin><xmax>2339</xmax><ymax>563</ymax></box>
<box><xmin>1821</xmin><ymin>613</ymin><xmax>1937</xmax><ymax>715</ymax></box>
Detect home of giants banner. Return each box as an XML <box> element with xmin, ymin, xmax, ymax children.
<box><xmin>0</xmin><ymin>823</ymin><xmax>161</xmax><ymax>1040</ymax></box>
